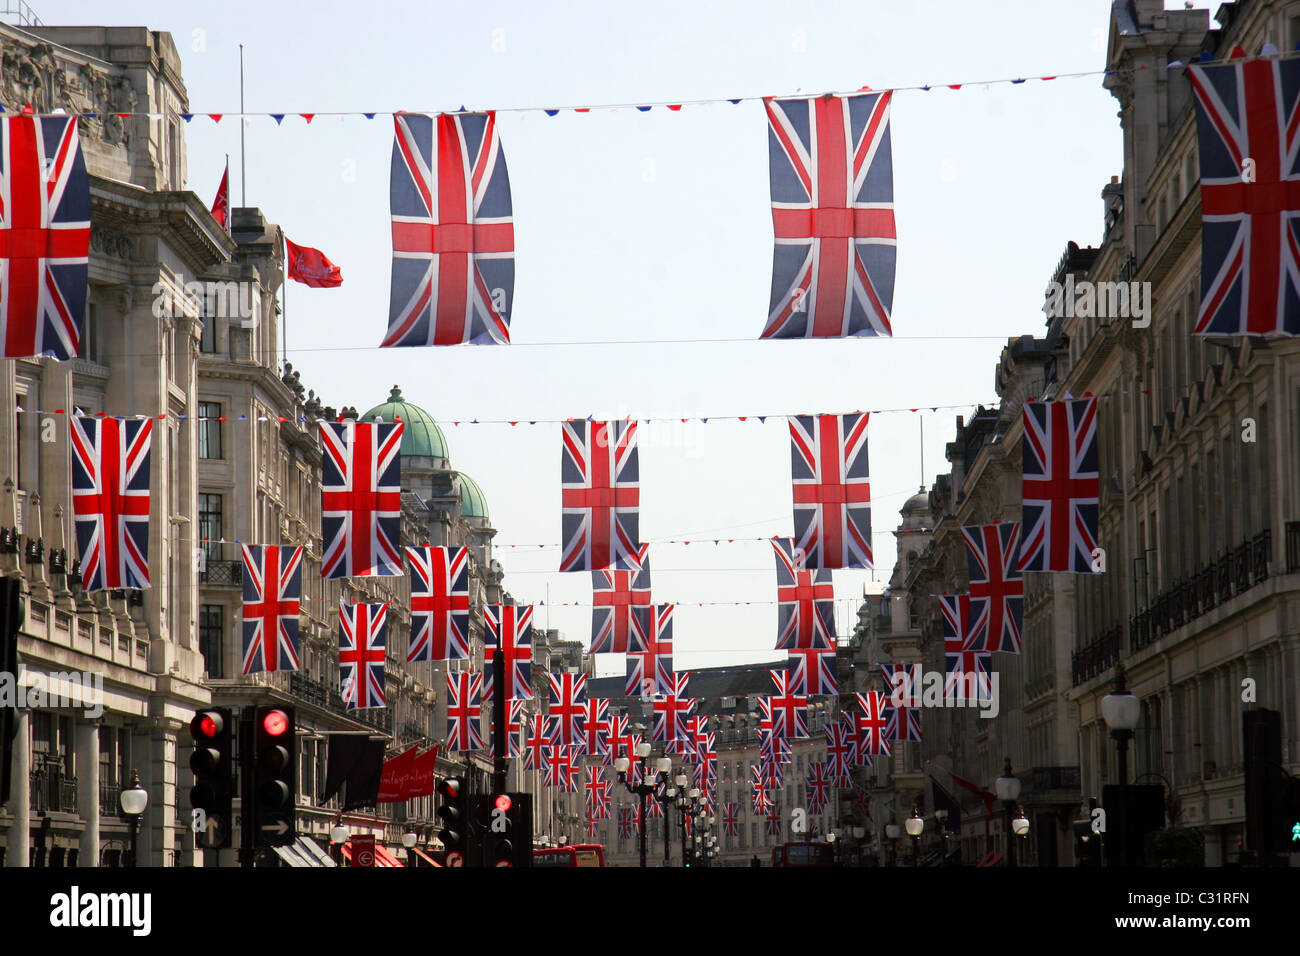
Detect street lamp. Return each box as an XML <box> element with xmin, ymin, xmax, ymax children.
<box><xmin>615</xmin><ymin>744</ymin><xmax>669</xmax><ymax>869</ymax></box>
<box><xmin>330</xmin><ymin>824</ymin><xmax>349</xmax><ymax>866</ymax></box>
<box><xmin>994</xmin><ymin>758</ymin><xmax>1021</xmax><ymax>868</ymax></box>
<box><xmin>119</xmin><ymin>768</ymin><xmax>148</xmax><ymax>868</ymax></box>
<box><xmin>1102</xmin><ymin>661</ymin><xmax>1140</xmax><ymax>867</ymax></box>
<box><xmin>905</xmin><ymin>806</ymin><xmax>924</xmax><ymax>867</ymax></box>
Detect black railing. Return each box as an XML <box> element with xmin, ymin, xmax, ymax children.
<box><xmin>1287</xmin><ymin>522</ymin><xmax>1300</xmax><ymax>573</ymax></box>
<box><xmin>30</xmin><ymin>768</ymin><xmax>77</xmax><ymax>813</ymax></box>
<box><xmin>100</xmin><ymin>783</ymin><xmax>121</xmax><ymax>817</ymax></box>
<box><xmin>1071</xmin><ymin>625</ymin><xmax>1121</xmax><ymax>686</ymax></box>
<box><xmin>200</xmin><ymin>560</ymin><xmax>242</xmax><ymax>586</ymax></box>
<box><xmin>1029</xmin><ymin>766</ymin><xmax>1081</xmax><ymax>793</ymax></box>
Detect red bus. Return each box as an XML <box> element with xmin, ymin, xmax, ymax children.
<box><xmin>771</xmin><ymin>842</ymin><xmax>836</xmax><ymax>867</ymax></box>
<box><xmin>532</xmin><ymin>844</ymin><xmax>607</xmax><ymax>867</ymax></box>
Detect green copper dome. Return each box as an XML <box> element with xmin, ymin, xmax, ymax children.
<box><xmin>456</xmin><ymin>473</ymin><xmax>490</xmax><ymax>521</ymax></box>
<box><xmin>360</xmin><ymin>386</ymin><xmax>448</xmax><ymax>462</ymax></box>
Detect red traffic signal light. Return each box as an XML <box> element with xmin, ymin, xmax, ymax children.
<box><xmin>494</xmin><ymin>793</ymin><xmax>512</xmax><ymax>813</ymax></box>
<box><xmin>262</xmin><ymin>709</ymin><xmax>289</xmax><ymax>737</ymax></box>
<box><xmin>191</xmin><ymin>710</ymin><xmax>224</xmax><ymax>739</ymax></box>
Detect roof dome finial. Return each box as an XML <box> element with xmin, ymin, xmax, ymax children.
<box><xmin>388</xmin><ymin>385</ymin><xmax>403</xmax><ymax>402</ymax></box>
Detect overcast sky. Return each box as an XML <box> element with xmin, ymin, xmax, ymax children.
<box><xmin>45</xmin><ymin>0</ymin><xmax>1129</xmax><ymax>673</ymax></box>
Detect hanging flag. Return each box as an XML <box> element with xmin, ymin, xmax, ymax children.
<box><xmin>772</xmin><ymin>538</ymin><xmax>835</xmax><ymax>649</ymax></box>
<box><xmin>590</xmin><ymin>543</ymin><xmax>652</xmax><ymax>653</ymax></box>
<box><xmin>544</xmin><ymin>742</ymin><xmax>573</xmax><ymax>790</ymax></box>
<box><xmin>789</xmin><ymin>413</ymin><xmax>872</xmax><ymax>570</ymax></box>
<box><xmin>854</xmin><ymin>691</ymin><xmax>890</xmax><ymax>759</ymax></box>
<box><xmin>1018</xmin><ymin>398</ymin><xmax>1099</xmax><ymax>573</ymax></box>
<box><xmin>768</xmin><ymin>670</ymin><xmax>809</xmax><ymax>739</ymax></box>
<box><xmin>722</xmin><ymin>802</ymin><xmax>740</xmax><ymax>837</ymax></box>
<box><xmin>788</xmin><ymin>644</ymin><xmax>838</xmax><ymax>696</ymax></box>
<box><xmin>338</xmin><ymin>602</ymin><xmax>387</xmax><ymax>709</ymax></box>
<box><xmin>949</xmin><ymin>770</ymin><xmax>995</xmax><ymax>820</ymax></box>
<box><xmin>409</xmin><ymin>746</ymin><xmax>438</xmax><ymax>798</ymax></box>
<box><xmin>210</xmin><ymin>162</ymin><xmax>230</xmax><ymax>232</ymax></box>
<box><xmin>962</xmin><ymin>522</ymin><xmax>1024</xmax><ymax>652</ymax></box>
<box><xmin>285</xmin><ymin>237</ymin><xmax>343</xmax><ymax>287</ymax></box>
<box><xmin>507</xmin><ymin>700</ymin><xmax>526</xmax><ymax>759</ymax></box>
<box><xmin>382</xmin><ymin>111</ymin><xmax>514</xmax><ymax>346</ymax></box>
<box><xmin>377</xmin><ymin>746</ymin><xmax>419</xmax><ymax>803</ymax></box>
<box><xmin>584</xmin><ymin>766</ymin><xmax>612</xmax><ymax>819</ymax></box>
<box><xmin>939</xmin><ymin>593</ymin><xmax>994</xmax><ymax>702</ymax></box>
<box><xmin>824</xmin><ymin>718</ymin><xmax>857</xmax><ymax>786</ymax></box>
<box><xmin>1188</xmin><ymin>57</ymin><xmax>1300</xmax><ymax>335</ymax></box>
<box><xmin>761</xmin><ymin>91</ymin><xmax>895</xmax><ymax>339</ymax></box>
<box><xmin>546</xmin><ymin>672</ymin><xmax>588</xmax><ymax>751</ymax></box>
<box><xmin>239</xmin><ymin>544</ymin><xmax>304</xmax><ymax>674</ymax></box>
<box><xmin>765</xmin><ymin>803</ymin><xmax>784</xmax><ymax>838</ymax></box>
<box><xmin>750</xmin><ymin>766</ymin><xmax>772</xmax><ymax>814</ymax></box>
<box><xmin>445</xmin><ymin>671</ymin><xmax>484</xmax><ymax>751</ymax></box>
<box><xmin>617</xmin><ymin>806</ymin><xmax>636</xmax><ymax>840</ymax></box>
<box><xmin>70</xmin><ymin>417</ymin><xmax>151</xmax><ymax>591</ymax></box>
<box><xmin>319</xmin><ymin>421</ymin><xmax>404</xmax><ymax>579</ymax></box>
<box><xmin>405</xmin><ymin>545</ymin><xmax>470</xmax><ymax>661</ymax></box>
<box><xmin>0</xmin><ymin>113</ymin><xmax>90</xmax><ymax>360</ymax></box>
<box><xmin>626</xmin><ymin>604</ymin><xmax>673</xmax><ymax>697</ymax></box>
<box><xmin>522</xmin><ymin>714</ymin><xmax>549</xmax><ymax>771</ymax></box>
<box><xmin>652</xmin><ymin>671</ymin><xmax>694</xmax><ymax>748</ymax></box>
<box><xmin>880</xmin><ymin>662</ymin><xmax>922</xmax><ymax>742</ymax></box>
<box><xmin>605</xmin><ymin>714</ymin><xmax>636</xmax><ymax>771</ymax></box>
<box><xmin>560</xmin><ymin>419</ymin><xmax>641</xmax><ymax>572</ymax></box>
<box><xmin>581</xmin><ymin>697</ymin><xmax>610</xmax><ymax>758</ymax></box>
<box><xmin>806</xmin><ymin>762</ymin><xmax>832</xmax><ymax>815</ymax></box>
<box><xmin>483</xmin><ymin>604</ymin><xmax>534</xmax><ymax>701</ymax></box>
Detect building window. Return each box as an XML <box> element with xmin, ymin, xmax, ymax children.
<box><xmin>198</xmin><ymin>493</ymin><xmax>223</xmax><ymax>564</ymax></box>
<box><xmin>199</xmin><ymin>605</ymin><xmax>224</xmax><ymax>679</ymax></box>
<box><xmin>82</xmin><ymin>302</ymin><xmax>102</xmax><ymax>364</ymax></box>
<box><xmin>199</xmin><ymin>312</ymin><xmax>216</xmax><ymax>353</ymax></box>
<box><xmin>198</xmin><ymin>402</ymin><xmax>223</xmax><ymax>459</ymax></box>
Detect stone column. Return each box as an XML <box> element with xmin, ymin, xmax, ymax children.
<box><xmin>5</xmin><ymin>708</ymin><xmax>29</xmax><ymax>866</ymax></box>
<box><xmin>75</xmin><ymin>719</ymin><xmax>100</xmax><ymax>866</ymax></box>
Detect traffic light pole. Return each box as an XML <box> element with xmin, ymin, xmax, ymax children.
<box><xmin>239</xmin><ymin>708</ymin><xmax>254</xmax><ymax>869</ymax></box>
<box><xmin>492</xmin><ymin>647</ymin><xmax>507</xmax><ymax>796</ymax></box>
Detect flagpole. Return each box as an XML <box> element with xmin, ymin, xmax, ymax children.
<box><xmin>239</xmin><ymin>43</ymin><xmax>246</xmax><ymax>207</ymax></box>
<box><xmin>281</xmin><ymin>252</ymin><xmax>287</xmax><ymax>368</ymax></box>
<box><xmin>223</xmin><ymin>154</ymin><xmax>230</xmax><ymax>234</ymax></box>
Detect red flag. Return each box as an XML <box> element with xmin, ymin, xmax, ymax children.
<box><xmin>286</xmin><ymin>236</ymin><xmax>343</xmax><ymax>288</ymax></box>
<box><xmin>210</xmin><ymin>164</ymin><xmax>229</xmax><ymax>232</ymax></box>
<box><xmin>949</xmin><ymin>770</ymin><xmax>995</xmax><ymax>819</ymax></box>
<box><xmin>408</xmin><ymin>746</ymin><xmax>438</xmax><ymax>798</ymax></box>
<box><xmin>377</xmin><ymin>745</ymin><xmax>419</xmax><ymax>803</ymax></box>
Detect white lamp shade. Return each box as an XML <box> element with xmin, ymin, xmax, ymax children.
<box><xmin>1012</xmin><ymin>814</ymin><xmax>1031</xmax><ymax>836</ymax></box>
<box><xmin>402</xmin><ymin>832</ymin><xmax>417</xmax><ymax>848</ymax></box>
<box><xmin>995</xmin><ymin>774</ymin><xmax>1021</xmax><ymax>802</ymax></box>
<box><xmin>689</xmin><ymin>788</ymin><xmax>700</xmax><ymax>799</ymax></box>
<box><xmin>636</xmin><ymin>742</ymin><xmax>652</xmax><ymax>758</ymax></box>
<box><xmin>656</xmin><ymin>757</ymin><xmax>672</xmax><ymax>773</ymax></box>
<box><xmin>331</xmin><ymin>825</ymin><xmax>349</xmax><ymax>844</ymax></box>
<box><xmin>667</xmin><ymin>787</ymin><xmax>677</xmax><ymax>798</ymax></box>
<box><xmin>905</xmin><ymin>816</ymin><xmax>924</xmax><ymax>837</ymax></box>
<box><xmin>1102</xmin><ymin>691</ymin><xmax>1141</xmax><ymax>732</ymax></box>
<box><xmin>826</xmin><ymin>831</ymin><xmax>837</xmax><ymax>843</ymax></box>
<box><xmin>119</xmin><ymin>783</ymin><xmax>149</xmax><ymax>816</ymax></box>
<box><xmin>675</xmin><ymin>773</ymin><xmax>688</xmax><ymax>787</ymax></box>
<box><xmin>614</xmin><ymin>756</ymin><xmax>630</xmax><ymax>774</ymax></box>
<box><xmin>885</xmin><ymin>824</ymin><xmax>901</xmax><ymax>839</ymax></box>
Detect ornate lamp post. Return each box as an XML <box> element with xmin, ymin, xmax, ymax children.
<box><xmin>905</xmin><ymin>806</ymin><xmax>924</xmax><ymax>867</ymax></box>
<box><xmin>119</xmin><ymin>769</ymin><xmax>149</xmax><ymax>868</ymax></box>
<box><xmin>1012</xmin><ymin>806</ymin><xmax>1031</xmax><ymax>864</ymax></box>
<box><xmin>615</xmin><ymin>742</ymin><xmax>669</xmax><ymax>869</ymax></box>
<box><xmin>994</xmin><ymin>758</ymin><xmax>1021</xmax><ymax>868</ymax></box>
<box><xmin>330</xmin><ymin>823</ymin><xmax>349</xmax><ymax>866</ymax></box>
<box><xmin>1102</xmin><ymin>662</ymin><xmax>1140</xmax><ymax>866</ymax></box>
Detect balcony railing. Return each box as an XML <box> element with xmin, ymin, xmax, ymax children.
<box><xmin>1071</xmin><ymin>625</ymin><xmax>1121</xmax><ymax>686</ymax></box>
<box><xmin>30</xmin><ymin>767</ymin><xmax>77</xmax><ymax>813</ymax></box>
<box><xmin>200</xmin><ymin>560</ymin><xmax>242</xmax><ymax>586</ymax></box>
<box><xmin>1029</xmin><ymin>766</ymin><xmax>1081</xmax><ymax>793</ymax></box>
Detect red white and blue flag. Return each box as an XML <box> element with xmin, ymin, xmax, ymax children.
<box><xmin>772</xmin><ymin>537</ymin><xmax>835</xmax><ymax>649</ymax></box>
<box><xmin>963</xmin><ymin>522</ymin><xmax>1023</xmax><ymax>652</ymax></box>
<box><xmin>544</xmin><ymin>743</ymin><xmax>569</xmax><ymax>789</ymax></box>
<box><xmin>240</xmin><ymin>545</ymin><xmax>304</xmax><ymax>674</ymax></box>
<box><xmin>652</xmin><ymin>671</ymin><xmax>694</xmax><ymax>749</ymax></box>
<box><xmin>382</xmin><ymin>111</ymin><xmax>513</xmax><ymax>346</ymax></box>
<box><xmin>0</xmin><ymin>113</ymin><xmax>90</xmax><ymax>360</ymax></box>
<box><xmin>320</xmin><ymin>421</ymin><xmax>404</xmax><ymax>579</ymax></box>
<box><xmin>507</xmin><ymin>700</ymin><xmax>526</xmax><ymax>758</ymax></box>
<box><xmin>722</xmin><ymin>802</ymin><xmax>740</xmax><ymax>837</ymax></box>
<box><xmin>1188</xmin><ymin>57</ymin><xmax>1300</xmax><ymax>335</ymax></box>
<box><xmin>405</xmin><ymin>545</ymin><xmax>471</xmax><ymax>662</ymax></box>
<box><xmin>1019</xmin><ymin>398</ymin><xmax>1099</xmax><ymax>573</ymax></box>
<box><xmin>940</xmin><ymin>593</ymin><xmax>995</xmax><ymax>702</ymax></box>
<box><xmin>585</xmin><ymin>766</ymin><xmax>612</xmax><ymax>819</ymax></box>
<box><xmin>618</xmin><ymin>806</ymin><xmax>636</xmax><ymax>840</ymax></box>
<box><xmin>591</xmin><ymin>543</ymin><xmax>652</xmax><ymax>653</ymax></box>
<box><xmin>70</xmin><ymin>417</ymin><xmax>152</xmax><ymax>592</ymax></box>
<box><xmin>854</xmin><ymin>691</ymin><xmax>890</xmax><ymax>759</ymax></box>
<box><xmin>788</xmin><ymin>644</ymin><xmax>838</xmax><ymax>695</ymax></box>
<box><xmin>547</xmin><ymin>672</ymin><xmax>587</xmax><ymax>751</ymax></box>
<box><xmin>338</xmin><ymin>602</ymin><xmax>387</xmax><ymax>709</ymax></box>
<box><xmin>762</xmin><ymin>92</ymin><xmax>895</xmax><ymax>339</ymax></box>
<box><xmin>825</xmin><ymin>719</ymin><xmax>857</xmax><ymax>785</ymax></box>
<box><xmin>626</xmin><ymin>604</ymin><xmax>674</xmax><ymax>697</ymax></box>
<box><xmin>606</xmin><ymin>715</ymin><xmax>640</xmax><ymax>779</ymax></box>
<box><xmin>789</xmin><ymin>413</ymin><xmax>872</xmax><ymax>570</ymax></box>
<box><xmin>807</xmin><ymin>762</ymin><xmax>832</xmax><ymax>815</ymax></box>
<box><xmin>484</xmin><ymin>603</ymin><xmax>534</xmax><ymax>701</ymax></box>
<box><xmin>768</xmin><ymin>669</ymin><xmax>809</xmax><ymax>739</ymax></box>
<box><xmin>561</xmin><ymin>420</ymin><xmax>641</xmax><ymax>572</ymax></box>
<box><xmin>751</xmin><ymin>766</ymin><xmax>772</xmax><ymax>814</ymax></box>
<box><xmin>523</xmin><ymin>713</ymin><xmax>549</xmax><ymax>771</ymax></box>
<box><xmin>581</xmin><ymin>696</ymin><xmax>610</xmax><ymax>758</ymax></box>
<box><xmin>766</xmin><ymin>804</ymin><xmax>784</xmax><ymax>838</ymax></box>
<box><xmin>445</xmin><ymin>671</ymin><xmax>484</xmax><ymax>752</ymax></box>
<box><xmin>881</xmin><ymin>662</ymin><xmax>922</xmax><ymax>742</ymax></box>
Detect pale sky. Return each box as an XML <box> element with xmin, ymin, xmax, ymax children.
<box><xmin>43</xmin><ymin>0</ymin><xmax>1128</xmax><ymax>673</ymax></box>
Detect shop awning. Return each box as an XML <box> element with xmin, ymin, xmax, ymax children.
<box><xmin>411</xmin><ymin>846</ymin><xmax>442</xmax><ymax>867</ymax></box>
<box><xmin>296</xmin><ymin>837</ymin><xmax>337</xmax><ymax>867</ymax></box>
<box><xmin>374</xmin><ymin>844</ymin><xmax>403</xmax><ymax>867</ymax></box>
<box><xmin>272</xmin><ymin>843</ymin><xmax>315</xmax><ymax>867</ymax></box>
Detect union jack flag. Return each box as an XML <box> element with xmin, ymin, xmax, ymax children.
<box><xmin>320</xmin><ymin>421</ymin><xmax>404</xmax><ymax>579</ymax></box>
<box><xmin>1018</xmin><ymin>398</ymin><xmax>1099</xmax><ymax>574</ymax></box>
<box><xmin>626</xmin><ymin>604</ymin><xmax>674</xmax><ymax>697</ymax></box>
<box><xmin>70</xmin><ymin>417</ymin><xmax>151</xmax><ymax>591</ymax></box>
<box><xmin>1188</xmin><ymin>57</ymin><xmax>1300</xmax><ymax>335</ymax></box>
<box><xmin>789</xmin><ymin>413</ymin><xmax>872</xmax><ymax>570</ymax></box>
<box><xmin>560</xmin><ymin>746</ymin><xmax>581</xmax><ymax>793</ymax></box>
<box><xmin>722</xmin><ymin>802</ymin><xmax>740</xmax><ymax>838</ymax></box>
<box><xmin>940</xmin><ymin>593</ymin><xmax>995</xmax><ymax>702</ymax></box>
<box><xmin>604</xmin><ymin>713</ymin><xmax>633</xmax><ymax>767</ymax></box>
<box><xmin>547</xmin><ymin>672</ymin><xmax>587</xmax><ymax>751</ymax></box>
<box><xmin>0</xmin><ymin>114</ymin><xmax>90</xmax><ymax>360</ymax></box>
<box><xmin>445</xmin><ymin>670</ymin><xmax>483</xmax><ymax>752</ymax></box>
<box><xmin>584</xmin><ymin>766</ymin><xmax>612</xmax><ymax>819</ymax></box>
<box><xmin>807</xmin><ymin>762</ymin><xmax>832</xmax><ymax>815</ymax></box>
<box><xmin>652</xmin><ymin>671</ymin><xmax>694</xmax><ymax>748</ymax></box>
<box><xmin>962</xmin><ymin>522</ymin><xmax>1024</xmax><ymax>653</ymax></box>
<box><xmin>382</xmin><ymin>111</ymin><xmax>514</xmax><ymax>346</ymax></box>
<box><xmin>759</xmin><ymin>757</ymin><xmax>785</xmax><ymax>790</ymax></box>
<box><xmin>768</xmin><ymin>670</ymin><xmax>809</xmax><ymax>739</ymax></box>
<box><xmin>825</xmin><ymin>718</ymin><xmax>857</xmax><ymax>785</ymax></box>
<box><xmin>762</xmin><ymin>92</ymin><xmax>895</xmax><ymax>339</ymax></box>
<box><xmin>507</xmin><ymin>700</ymin><xmax>526</xmax><ymax>758</ymax></box>
<box><xmin>854</xmin><ymin>691</ymin><xmax>890</xmax><ymax>759</ymax></box>
<box><xmin>751</xmin><ymin>766</ymin><xmax>772</xmax><ymax>814</ymax></box>
<box><xmin>766</xmin><ymin>804</ymin><xmax>784</xmax><ymax>838</ymax></box>
<box><xmin>483</xmin><ymin>604</ymin><xmax>533</xmax><ymax>701</ymax></box>
<box><xmin>338</xmin><ymin>602</ymin><xmax>387</xmax><ymax>709</ymax></box>
<box><xmin>618</xmin><ymin>806</ymin><xmax>636</xmax><ymax>840</ymax></box>
<box><xmin>881</xmin><ymin>663</ymin><xmax>922</xmax><ymax>742</ymax></box>
<box><xmin>239</xmin><ymin>545</ymin><xmax>304</xmax><ymax>674</ymax></box>
<box><xmin>544</xmin><ymin>743</ymin><xmax>569</xmax><ymax>789</ymax></box>
<box><xmin>772</xmin><ymin>538</ymin><xmax>835</xmax><ymax>649</ymax></box>
<box><xmin>590</xmin><ymin>543</ymin><xmax>652</xmax><ymax>653</ymax></box>
<box><xmin>581</xmin><ymin>696</ymin><xmax>610</xmax><ymax>757</ymax></box>
<box><xmin>789</xmin><ymin>645</ymin><xmax>838</xmax><ymax>695</ymax></box>
<box><xmin>561</xmin><ymin>420</ymin><xmax>641</xmax><ymax>572</ymax></box>
<box><xmin>522</xmin><ymin>713</ymin><xmax>549</xmax><ymax>771</ymax></box>
<box><xmin>586</xmin><ymin>817</ymin><xmax>600</xmax><ymax>840</ymax></box>
<box><xmin>405</xmin><ymin>546</ymin><xmax>470</xmax><ymax>662</ymax></box>
<box><xmin>696</xmin><ymin>733</ymin><xmax>718</xmax><ymax>797</ymax></box>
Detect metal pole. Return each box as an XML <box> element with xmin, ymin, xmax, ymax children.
<box><xmin>239</xmin><ymin>44</ymin><xmax>246</xmax><ymax>207</ymax></box>
<box><xmin>1004</xmin><ymin>801</ymin><xmax>1015</xmax><ymax>868</ymax></box>
<box><xmin>492</xmin><ymin>647</ymin><xmax>507</xmax><ymax>795</ymax></box>
<box><xmin>638</xmin><ymin>787</ymin><xmax>648</xmax><ymax>869</ymax></box>
<box><xmin>663</xmin><ymin>795</ymin><xmax>670</xmax><ymax>867</ymax></box>
<box><xmin>1116</xmin><ymin>732</ymin><xmax>1130</xmax><ymax>867</ymax></box>
<box><xmin>239</xmin><ymin>708</ymin><xmax>254</xmax><ymax>868</ymax></box>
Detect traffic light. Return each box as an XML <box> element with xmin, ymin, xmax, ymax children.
<box><xmin>437</xmin><ymin>777</ymin><xmax>470</xmax><ymax>866</ymax></box>
<box><xmin>252</xmin><ymin>706</ymin><xmax>296</xmax><ymax>847</ymax></box>
<box><xmin>474</xmin><ymin>792</ymin><xmax>532</xmax><ymax>867</ymax></box>
<box><xmin>189</xmin><ymin>707</ymin><xmax>234</xmax><ymax>849</ymax></box>
<box><xmin>1072</xmin><ymin>819</ymin><xmax>1101</xmax><ymax>867</ymax></box>
<box><xmin>1278</xmin><ymin>775</ymin><xmax>1300</xmax><ymax>852</ymax></box>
